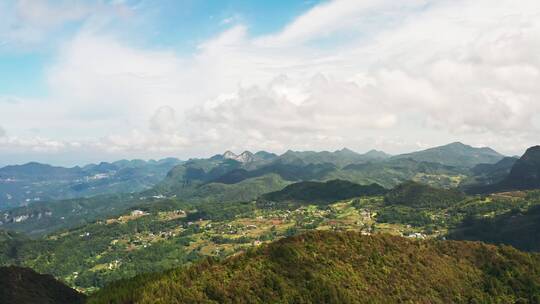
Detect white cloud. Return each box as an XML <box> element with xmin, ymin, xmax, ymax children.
<box><xmin>0</xmin><ymin>0</ymin><xmax>133</xmax><ymax>49</ymax></box>
<box><xmin>2</xmin><ymin>0</ymin><xmax>540</xmax><ymax>163</ymax></box>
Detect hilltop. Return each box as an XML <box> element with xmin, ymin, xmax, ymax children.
<box><xmin>89</xmin><ymin>231</ymin><xmax>540</xmax><ymax>304</ymax></box>
<box><xmin>261</xmin><ymin>179</ymin><xmax>387</xmax><ymax>206</ymax></box>
<box><xmin>385</xmin><ymin>181</ymin><xmax>466</xmax><ymax>208</ymax></box>
<box><xmin>392</xmin><ymin>142</ymin><xmax>503</xmax><ymax>168</ymax></box>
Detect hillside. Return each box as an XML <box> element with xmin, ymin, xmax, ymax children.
<box><xmin>385</xmin><ymin>181</ymin><xmax>466</xmax><ymax>208</ymax></box>
<box><xmin>392</xmin><ymin>142</ymin><xmax>503</xmax><ymax>168</ymax></box>
<box><xmin>2</xmin><ymin>186</ymin><xmax>540</xmax><ymax>292</ymax></box>
<box><xmin>450</xmin><ymin>201</ymin><xmax>540</xmax><ymax>252</ymax></box>
<box><xmin>0</xmin><ymin>266</ymin><xmax>84</xmax><ymax>304</ymax></box>
<box><xmin>261</xmin><ymin>179</ymin><xmax>387</xmax><ymax>205</ymax></box>
<box><xmin>89</xmin><ymin>231</ymin><xmax>540</xmax><ymax>304</ymax></box>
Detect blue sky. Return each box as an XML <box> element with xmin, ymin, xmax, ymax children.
<box><xmin>0</xmin><ymin>0</ymin><xmax>539</xmax><ymax>166</ymax></box>
<box><xmin>0</xmin><ymin>0</ymin><xmax>323</xmax><ymax>97</ymax></box>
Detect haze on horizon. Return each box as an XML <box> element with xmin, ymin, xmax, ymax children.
<box><xmin>1</xmin><ymin>0</ymin><xmax>539</xmax><ymax>166</ymax></box>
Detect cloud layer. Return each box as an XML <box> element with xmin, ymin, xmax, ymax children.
<box><xmin>1</xmin><ymin>0</ymin><xmax>540</xmax><ymax>164</ymax></box>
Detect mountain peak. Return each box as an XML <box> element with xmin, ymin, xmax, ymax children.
<box><xmin>364</xmin><ymin>149</ymin><xmax>391</xmax><ymax>159</ymax></box>
<box><xmin>393</xmin><ymin>142</ymin><xmax>503</xmax><ymax>167</ymax></box>
<box><xmin>223</xmin><ymin>151</ymin><xmax>238</xmax><ymax>159</ymax></box>
<box><xmin>222</xmin><ymin>150</ymin><xmax>255</xmax><ymax>163</ymax></box>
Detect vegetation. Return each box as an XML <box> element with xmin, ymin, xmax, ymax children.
<box><xmin>0</xmin><ymin>266</ymin><xmax>85</xmax><ymax>304</ymax></box>
<box><xmin>261</xmin><ymin>179</ymin><xmax>387</xmax><ymax>205</ymax></box>
<box><xmin>384</xmin><ymin>181</ymin><xmax>466</xmax><ymax>208</ymax></box>
<box><xmin>450</xmin><ymin>203</ymin><xmax>540</xmax><ymax>251</ymax></box>
<box><xmin>89</xmin><ymin>231</ymin><xmax>540</xmax><ymax>304</ymax></box>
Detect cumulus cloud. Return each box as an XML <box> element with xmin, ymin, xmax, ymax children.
<box><xmin>2</xmin><ymin>0</ymin><xmax>540</xmax><ymax>163</ymax></box>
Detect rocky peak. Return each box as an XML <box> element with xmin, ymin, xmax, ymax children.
<box><xmin>223</xmin><ymin>151</ymin><xmax>238</xmax><ymax>159</ymax></box>
<box><xmin>222</xmin><ymin>151</ymin><xmax>255</xmax><ymax>163</ymax></box>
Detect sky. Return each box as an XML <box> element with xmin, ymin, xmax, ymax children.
<box><xmin>0</xmin><ymin>0</ymin><xmax>539</xmax><ymax>166</ymax></box>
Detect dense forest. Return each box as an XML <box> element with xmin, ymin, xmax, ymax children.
<box><xmin>89</xmin><ymin>231</ymin><xmax>540</xmax><ymax>304</ymax></box>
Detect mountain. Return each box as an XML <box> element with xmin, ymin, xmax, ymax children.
<box><xmin>222</xmin><ymin>150</ymin><xmax>277</xmax><ymax>164</ymax></box>
<box><xmin>275</xmin><ymin>148</ymin><xmax>388</xmax><ymax>167</ymax></box>
<box><xmin>261</xmin><ymin>179</ymin><xmax>387</xmax><ymax>205</ymax></box>
<box><xmin>465</xmin><ymin>146</ymin><xmax>540</xmax><ymax>193</ymax></box>
<box><xmin>0</xmin><ymin>158</ymin><xmax>182</xmax><ymax>210</ymax></box>
<box><xmin>362</xmin><ymin>149</ymin><xmax>391</xmax><ymax>160</ymax></box>
<box><xmin>0</xmin><ymin>266</ymin><xmax>84</xmax><ymax>304</ymax></box>
<box><xmin>392</xmin><ymin>142</ymin><xmax>504</xmax><ymax>168</ymax></box>
<box><xmin>88</xmin><ymin>231</ymin><xmax>540</xmax><ymax>304</ymax></box>
<box><xmin>500</xmin><ymin>146</ymin><xmax>540</xmax><ymax>190</ymax></box>
<box><xmin>223</xmin><ymin>150</ymin><xmax>256</xmax><ymax>163</ymax></box>
<box><xmin>385</xmin><ymin>181</ymin><xmax>466</xmax><ymax>208</ymax></box>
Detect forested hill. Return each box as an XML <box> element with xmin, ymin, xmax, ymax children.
<box><xmin>261</xmin><ymin>179</ymin><xmax>387</xmax><ymax>205</ymax></box>
<box><xmin>89</xmin><ymin>231</ymin><xmax>540</xmax><ymax>304</ymax></box>
<box><xmin>0</xmin><ymin>266</ymin><xmax>85</xmax><ymax>304</ymax></box>
<box><xmin>385</xmin><ymin>181</ymin><xmax>466</xmax><ymax>208</ymax></box>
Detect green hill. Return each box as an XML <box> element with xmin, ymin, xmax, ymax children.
<box><xmin>385</xmin><ymin>181</ymin><xmax>466</xmax><ymax>208</ymax></box>
<box><xmin>261</xmin><ymin>179</ymin><xmax>386</xmax><ymax>205</ymax></box>
<box><xmin>0</xmin><ymin>266</ymin><xmax>85</xmax><ymax>304</ymax></box>
<box><xmin>392</xmin><ymin>142</ymin><xmax>503</xmax><ymax>168</ymax></box>
<box><xmin>89</xmin><ymin>231</ymin><xmax>540</xmax><ymax>304</ymax></box>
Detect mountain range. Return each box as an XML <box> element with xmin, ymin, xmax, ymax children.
<box><xmin>0</xmin><ymin>142</ymin><xmax>521</xmax><ymax>235</ymax></box>
<box><xmin>0</xmin><ymin>158</ymin><xmax>182</xmax><ymax>210</ymax></box>
<box><xmin>0</xmin><ymin>142</ymin><xmax>539</xmax><ymax>301</ymax></box>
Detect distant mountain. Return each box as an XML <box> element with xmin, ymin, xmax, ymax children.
<box><xmin>275</xmin><ymin>148</ymin><xmax>388</xmax><ymax>167</ymax></box>
<box><xmin>153</xmin><ymin>149</ymin><xmax>468</xmax><ymax>206</ymax></box>
<box><xmin>89</xmin><ymin>231</ymin><xmax>540</xmax><ymax>304</ymax></box>
<box><xmin>362</xmin><ymin>149</ymin><xmax>391</xmax><ymax>160</ymax></box>
<box><xmin>385</xmin><ymin>181</ymin><xmax>466</xmax><ymax>208</ymax></box>
<box><xmin>0</xmin><ymin>162</ymin><xmax>84</xmax><ymax>181</ymax></box>
<box><xmin>0</xmin><ymin>266</ymin><xmax>85</xmax><ymax>304</ymax></box>
<box><xmin>392</xmin><ymin>142</ymin><xmax>504</xmax><ymax>168</ymax></box>
<box><xmin>0</xmin><ymin>158</ymin><xmax>182</xmax><ymax>210</ymax></box>
<box><xmin>261</xmin><ymin>179</ymin><xmax>387</xmax><ymax>205</ymax></box>
<box><xmin>459</xmin><ymin>157</ymin><xmax>518</xmax><ymax>190</ymax></box>
<box><xmin>500</xmin><ymin>146</ymin><xmax>540</xmax><ymax>190</ymax></box>
<box><xmin>465</xmin><ymin>146</ymin><xmax>540</xmax><ymax>193</ymax></box>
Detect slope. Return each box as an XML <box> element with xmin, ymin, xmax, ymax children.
<box><xmin>89</xmin><ymin>231</ymin><xmax>540</xmax><ymax>304</ymax></box>
<box><xmin>0</xmin><ymin>266</ymin><xmax>85</xmax><ymax>304</ymax></box>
